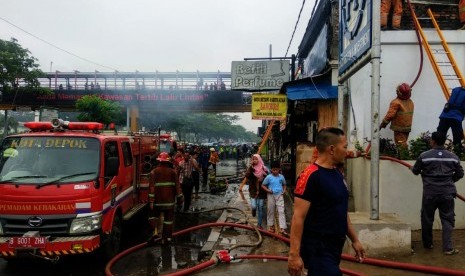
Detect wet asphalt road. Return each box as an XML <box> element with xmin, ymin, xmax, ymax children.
<box><xmin>5</xmin><ymin>158</ymin><xmax>465</xmax><ymax>276</ymax></box>
<box><xmin>0</xmin><ymin>159</ymin><xmax>245</xmax><ymax>276</ymax></box>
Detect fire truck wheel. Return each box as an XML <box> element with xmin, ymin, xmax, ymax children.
<box><xmin>102</xmin><ymin>214</ymin><xmax>122</xmax><ymax>259</ymax></box>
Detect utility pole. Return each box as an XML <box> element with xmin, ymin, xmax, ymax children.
<box><xmin>370</xmin><ymin>0</ymin><xmax>382</xmax><ymax>220</ymax></box>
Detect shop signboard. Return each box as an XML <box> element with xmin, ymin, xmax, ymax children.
<box><xmin>339</xmin><ymin>0</ymin><xmax>372</xmax><ymax>75</ymax></box>
<box><xmin>231</xmin><ymin>60</ymin><xmax>290</xmax><ymax>90</ymax></box>
<box><xmin>251</xmin><ymin>94</ymin><xmax>287</xmax><ymax>120</ymax></box>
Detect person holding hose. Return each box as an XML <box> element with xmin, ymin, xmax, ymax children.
<box><xmin>288</xmin><ymin>127</ymin><xmax>365</xmax><ymax>276</ymax></box>
<box><xmin>380</xmin><ymin>82</ymin><xmax>414</xmax><ymax>152</ymax></box>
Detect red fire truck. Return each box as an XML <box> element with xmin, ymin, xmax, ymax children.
<box><xmin>158</xmin><ymin>133</ymin><xmax>177</xmax><ymax>154</ymax></box>
<box><xmin>0</xmin><ymin>119</ymin><xmax>158</xmax><ymax>261</ymax></box>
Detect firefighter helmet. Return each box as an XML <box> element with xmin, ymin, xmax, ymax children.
<box><xmin>210</xmin><ymin>147</ymin><xmax>215</xmax><ymax>151</ymax></box>
<box><xmin>396</xmin><ymin>83</ymin><xmax>412</xmax><ymax>100</ymax></box>
<box><xmin>156</xmin><ymin>152</ymin><xmax>171</xmax><ymax>162</ymax></box>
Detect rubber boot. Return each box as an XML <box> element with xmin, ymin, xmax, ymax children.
<box><xmin>392</xmin><ymin>15</ymin><xmax>401</xmax><ymax>30</ymax></box>
<box><xmin>381</xmin><ymin>13</ymin><xmax>388</xmax><ymax>30</ymax></box>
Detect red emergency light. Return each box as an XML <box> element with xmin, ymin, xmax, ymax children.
<box><xmin>68</xmin><ymin>122</ymin><xmax>104</xmax><ymax>130</ymax></box>
<box><xmin>24</xmin><ymin>122</ymin><xmax>54</xmax><ymax>131</ymax></box>
<box><xmin>24</xmin><ymin>120</ymin><xmax>104</xmax><ymax>131</ymax></box>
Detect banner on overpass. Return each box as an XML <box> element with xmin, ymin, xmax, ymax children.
<box><xmin>251</xmin><ymin>94</ymin><xmax>287</xmax><ymax>120</ymax></box>
<box><xmin>1</xmin><ymin>90</ymin><xmax>246</xmax><ymax>111</ymax></box>
<box><xmin>231</xmin><ymin>60</ymin><xmax>290</xmax><ymax>90</ymax></box>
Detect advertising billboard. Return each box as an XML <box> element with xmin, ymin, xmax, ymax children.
<box><xmin>231</xmin><ymin>60</ymin><xmax>290</xmax><ymax>90</ymax></box>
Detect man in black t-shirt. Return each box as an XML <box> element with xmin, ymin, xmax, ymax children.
<box><xmin>288</xmin><ymin>127</ymin><xmax>365</xmax><ymax>276</ymax></box>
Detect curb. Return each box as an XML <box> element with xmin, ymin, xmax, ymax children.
<box><xmin>200</xmin><ymin>186</ymin><xmax>254</xmax><ymax>253</ymax></box>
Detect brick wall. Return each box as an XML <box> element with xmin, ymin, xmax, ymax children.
<box><xmin>399</xmin><ymin>2</ymin><xmax>461</xmax><ymax>30</ymax></box>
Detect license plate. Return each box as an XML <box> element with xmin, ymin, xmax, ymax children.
<box><xmin>8</xmin><ymin>236</ymin><xmax>48</xmax><ymax>248</ymax></box>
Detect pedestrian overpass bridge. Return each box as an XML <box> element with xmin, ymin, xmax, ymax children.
<box><xmin>1</xmin><ymin>71</ymin><xmax>254</xmax><ymax>112</ymax></box>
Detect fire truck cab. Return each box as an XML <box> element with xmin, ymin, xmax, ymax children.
<box><xmin>0</xmin><ymin>119</ymin><xmax>157</xmax><ymax>260</ymax></box>
<box><xmin>158</xmin><ymin>133</ymin><xmax>177</xmax><ymax>154</ymax></box>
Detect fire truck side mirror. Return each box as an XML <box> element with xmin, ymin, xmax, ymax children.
<box><xmin>105</xmin><ymin>156</ymin><xmax>119</xmax><ymax>177</ymax></box>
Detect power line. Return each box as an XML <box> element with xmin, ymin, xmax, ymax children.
<box><xmin>284</xmin><ymin>0</ymin><xmax>306</xmax><ymax>58</ymax></box>
<box><xmin>0</xmin><ymin>16</ymin><xmax>118</xmax><ymax>71</ymax></box>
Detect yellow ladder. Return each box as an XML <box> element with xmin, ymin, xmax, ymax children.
<box><xmin>411</xmin><ymin>8</ymin><xmax>465</xmax><ymax>100</ymax></box>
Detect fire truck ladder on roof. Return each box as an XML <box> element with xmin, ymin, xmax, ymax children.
<box><xmin>411</xmin><ymin>8</ymin><xmax>465</xmax><ymax>100</ymax></box>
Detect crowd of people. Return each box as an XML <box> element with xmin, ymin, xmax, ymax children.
<box><xmin>284</xmin><ymin>126</ymin><xmax>462</xmax><ymax>275</ymax></box>
<box><xmin>147</xmin><ymin>143</ymin><xmax>253</xmax><ymax>243</ymax></box>
<box><xmin>148</xmin><ymin>115</ymin><xmax>464</xmax><ymax>274</ymax></box>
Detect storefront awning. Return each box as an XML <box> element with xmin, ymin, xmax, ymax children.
<box><xmin>281</xmin><ymin>76</ymin><xmax>337</xmax><ymax>100</ymax></box>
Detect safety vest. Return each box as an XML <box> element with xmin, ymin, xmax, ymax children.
<box><xmin>3</xmin><ymin>148</ymin><xmax>18</xmax><ymax>157</ymax></box>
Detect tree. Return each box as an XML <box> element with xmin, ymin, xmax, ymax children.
<box><xmin>75</xmin><ymin>95</ymin><xmax>124</xmax><ymax>126</ymax></box>
<box><xmin>138</xmin><ymin>112</ymin><xmax>257</xmax><ymax>143</ymax></box>
<box><xmin>0</xmin><ymin>38</ymin><xmax>47</xmax><ymax>94</ymax></box>
<box><xmin>0</xmin><ymin>115</ymin><xmax>19</xmax><ymax>134</ymax></box>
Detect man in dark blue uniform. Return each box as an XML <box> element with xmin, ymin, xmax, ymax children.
<box><xmin>288</xmin><ymin>127</ymin><xmax>365</xmax><ymax>276</ymax></box>
<box><xmin>437</xmin><ymin>86</ymin><xmax>465</xmax><ymax>153</ymax></box>
<box><xmin>412</xmin><ymin>131</ymin><xmax>463</xmax><ymax>255</ymax></box>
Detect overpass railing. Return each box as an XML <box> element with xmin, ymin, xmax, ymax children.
<box><xmin>31</xmin><ymin>71</ymin><xmax>232</xmax><ymax>91</ymax></box>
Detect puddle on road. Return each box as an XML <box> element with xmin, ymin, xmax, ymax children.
<box><xmin>111</xmin><ymin>159</ymin><xmax>247</xmax><ymax>276</ymax></box>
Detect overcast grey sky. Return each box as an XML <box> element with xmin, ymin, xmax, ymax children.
<box><xmin>0</xmin><ymin>0</ymin><xmax>315</xmax><ymax>131</ymax></box>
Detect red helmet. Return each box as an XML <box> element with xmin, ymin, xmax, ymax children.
<box><xmin>156</xmin><ymin>152</ymin><xmax>171</xmax><ymax>162</ymax></box>
<box><xmin>396</xmin><ymin>83</ymin><xmax>412</xmax><ymax>100</ymax></box>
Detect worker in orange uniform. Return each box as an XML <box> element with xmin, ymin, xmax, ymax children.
<box><xmin>380</xmin><ymin>83</ymin><xmax>415</xmax><ymax>150</ymax></box>
<box><xmin>459</xmin><ymin>0</ymin><xmax>465</xmax><ymax>30</ymax></box>
<box><xmin>149</xmin><ymin>152</ymin><xmax>183</xmax><ymax>243</ymax></box>
<box><xmin>381</xmin><ymin>0</ymin><xmax>403</xmax><ymax>30</ymax></box>
<box><xmin>208</xmin><ymin>147</ymin><xmax>220</xmax><ymax>173</ymax></box>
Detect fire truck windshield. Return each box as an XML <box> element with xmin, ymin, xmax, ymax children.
<box><xmin>0</xmin><ymin>137</ymin><xmax>100</xmax><ymax>184</ymax></box>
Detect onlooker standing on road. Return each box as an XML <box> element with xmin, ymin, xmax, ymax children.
<box><xmin>178</xmin><ymin>152</ymin><xmax>195</xmax><ymax>212</ymax></box>
<box><xmin>262</xmin><ymin>160</ymin><xmax>288</xmax><ymax>236</ymax></box>
<box><xmin>412</xmin><ymin>131</ymin><xmax>464</xmax><ymax>255</ymax></box>
<box><xmin>245</xmin><ymin>154</ymin><xmax>269</xmax><ymax>229</ymax></box>
<box><xmin>198</xmin><ymin>147</ymin><xmax>210</xmax><ymax>191</ymax></box>
<box><xmin>190</xmin><ymin>151</ymin><xmax>201</xmax><ymax>199</ymax></box>
<box><xmin>288</xmin><ymin>127</ymin><xmax>365</xmax><ymax>276</ymax></box>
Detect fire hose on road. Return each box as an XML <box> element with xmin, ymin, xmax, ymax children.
<box><xmin>105</xmin><ymin>215</ymin><xmax>465</xmax><ymax>276</ymax></box>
